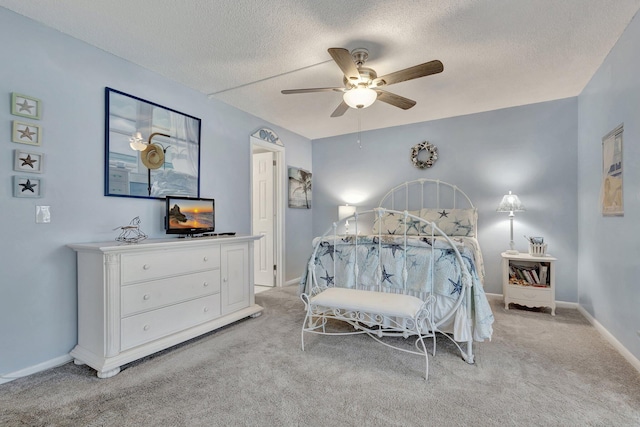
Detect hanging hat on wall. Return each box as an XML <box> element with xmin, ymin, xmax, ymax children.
<box><xmin>141</xmin><ymin>144</ymin><xmax>165</xmax><ymax>170</ymax></box>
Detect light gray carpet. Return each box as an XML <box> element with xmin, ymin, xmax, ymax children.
<box><xmin>1</xmin><ymin>286</ymin><xmax>639</xmax><ymax>426</ymax></box>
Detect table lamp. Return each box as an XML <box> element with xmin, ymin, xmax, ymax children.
<box><xmin>497</xmin><ymin>191</ymin><xmax>525</xmax><ymax>254</ymax></box>
<box><xmin>338</xmin><ymin>204</ymin><xmax>357</xmax><ymax>234</ymax></box>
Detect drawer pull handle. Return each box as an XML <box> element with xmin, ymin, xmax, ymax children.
<box><xmin>203</xmin><ymin>282</ymin><xmax>209</xmax><ymax>287</ymax></box>
<box><xmin>143</xmin><ymin>264</ymin><xmax>150</xmax><ymax>270</ymax></box>
<box><xmin>143</xmin><ymin>325</ymin><xmax>150</xmax><ymax>331</ymax></box>
<box><xmin>143</xmin><ymin>294</ymin><xmax>150</xmax><ymax>300</ymax></box>
<box><xmin>223</xmin><ymin>278</ymin><xmax>228</xmax><ymax>283</ymax></box>
<box><xmin>203</xmin><ymin>307</ymin><xmax>209</xmax><ymax>313</ymax></box>
<box><xmin>203</xmin><ymin>256</ymin><xmax>208</xmax><ymax>262</ymax></box>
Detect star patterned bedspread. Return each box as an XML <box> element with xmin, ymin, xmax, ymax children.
<box><xmin>300</xmin><ymin>234</ymin><xmax>494</xmax><ymax>342</ymax></box>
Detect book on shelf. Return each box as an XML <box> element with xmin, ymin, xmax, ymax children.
<box><xmin>509</xmin><ymin>261</ymin><xmax>549</xmax><ymax>286</ymax></box>
<box><xmin>539</xmin><ymin>265</ymin><xmax>548</xmax><ymax>285</ymax></box>
<box><xmin>531</xmin><ymin>269</ymin><xmax>540</xmax><ymax>283</ymax></box>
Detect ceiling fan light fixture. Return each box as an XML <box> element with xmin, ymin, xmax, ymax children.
<box><xmin>129</xmin><ymin>131</ymin><xmax>147</xmax><ymax>151</ymax></box>
<box><xmin>343</xmin><ymin>87</ymin><xmax>377</xmax><ymax>109</ymax></box>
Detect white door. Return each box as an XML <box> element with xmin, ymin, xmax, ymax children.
<box><xmin>252</xmin><ymin>151</ymin><xmax>275</xmax><ymax>286</ymax></box>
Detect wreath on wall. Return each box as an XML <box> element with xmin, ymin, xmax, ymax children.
<box><xmin>410</xmin><ymin>141</ymin><xmax>438</xmax><ymax>169</ymax></box>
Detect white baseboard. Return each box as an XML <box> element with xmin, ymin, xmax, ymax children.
<box><xmin>285</xmin><ymin>277</ymin><xmax>301</xmax><ymax>287</ymax></box>
<box><xmin>576</xmin><ymin>305</ymin><xmax>640</xmax><ymax>373</ymax></box>
<box><xmin>0</xmin><ymin>354</ymin><xmax>73</xmax><ymax>385</ymax></box>
<box><xmin>488</xmin><ymin>292</ymin><xmax>640</xmax><ymax>373</ymax></box>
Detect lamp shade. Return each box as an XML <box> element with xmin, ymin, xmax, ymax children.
<box><xmin>343</xmin><ymin>87</ymin><xmax>377</xmax><ymax>109</ymax></box>
<box><xmin>338</xmin><ymin>204</ymin><xmax>356</xmax><ymax>220</ymax></box>
<box><xmin>497</xmin><ymin>191</ymin><xmax>525</xmax><ymax>212</ymax></box>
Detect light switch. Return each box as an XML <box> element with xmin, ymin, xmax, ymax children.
<box><xmin>36</xmin><ymin>206</ymin><xmax>51</xmax><ymax>223</ymax></box>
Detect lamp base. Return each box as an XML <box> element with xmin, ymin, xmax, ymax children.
<box><xmin>505</xmin><ymin>249</ymin><xmax>519</xmax><ymax>255</ymax></box>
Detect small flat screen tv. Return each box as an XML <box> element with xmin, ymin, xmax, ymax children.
<box><xmin>165</xmin><ymin>196</ymin><xmax>215</xmax><ymax>236</ymax></box>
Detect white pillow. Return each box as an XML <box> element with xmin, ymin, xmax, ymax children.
<box><xmin>372</xmin><ymin>210</ymin><xmax>421</xmax><ymax>235</ymax></box>
<box><xmin>419</xmin><ymin>208</ymin><xmax>477</xmax><ymax>237</ymax></box>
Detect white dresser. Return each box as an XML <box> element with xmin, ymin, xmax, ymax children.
<box><xmin>68</xmin><ymin>235</ymin><xmax>263</xmax><ymax>378</ymax></box>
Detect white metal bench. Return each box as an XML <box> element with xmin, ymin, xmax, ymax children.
<box><xmin>301</xmin><ymin>286</ymin><xmax>436</xmax><ymax>380</ymax></box>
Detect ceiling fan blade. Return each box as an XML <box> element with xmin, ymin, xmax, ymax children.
<box><xmin>281</xmin><ymin>87</ymin><xmax>345</xmax><ymax>94</ymax></box>
<box><xmin>328</xmin><ymin>48</ymin><xmax>361</xmax><ymax>82</ymax></box>
<box><xmin>375</xmin><ymin>90</ymin><xmax>416</xmax><ymax>110</ymax></box>
<box><xmin>330</xmin><ymin>101</ymin><xmax>350</xmax><ymax>117</ymax></box>
<box><xmin>373</xmin><ymin>60</ymin><xmax>443</xmax><ymax>87</ymax></box>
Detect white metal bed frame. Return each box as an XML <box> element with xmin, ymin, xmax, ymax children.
<box><xmin>378</xmin><ymin>178</ymin><xmax>476</xmax><ymax>235</ymax></box>
<box><xmin>300</xmin><ymin>179</ymin><xmax>479</xmax><ymax>378</ymax></box>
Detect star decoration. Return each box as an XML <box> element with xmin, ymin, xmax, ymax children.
<box><xmin>17</xmin><ymin>99</ymin><xmax>34</xmax><ymax>114</ymax></box>
<box><xmin>381</xmin><ymin>266</ymin><xmax>394</xmax><ymax>284</ymax></box>
<box><xmin>448</xmin><ymin>277</ymin><xmax>463</xmax><ymax>295</ymax></box>
<box><xmin>18</xmin><ymin>126</ymin><xmax>36</xmax><ymax>141</ymax></box>
<box><xmin>319</xmin><ymin>242</ymin><xmax>336</xmax><ymax>260</ymax></box>
<box><xmin>407</xmin><ymin>254</ymin><xmax>419</xmax><ymax>270</ymax></box>
<box><xmin>438</xmin><ymin>210</ymin><xmax>449</xmax><ymax>218</ymax></box>
<box><xmin>320</xmin><ymin>271</ymin><xmax>335</xmax><ymax>286</ymax></box>
<box><xmin>19</xmin><ymin>179</ymin><xmax>37</xmax><ymax>193</ymax></box>
<box><xmin>20</xmin><ymin>154</ymin><xmax>37</xmax><ymax>168</ymax></box>
<box><xmin>383</xmin><ymin>243</ymin><xmax>404</xmax><ymax>258</ymax></box>
<box><xmin>453</xmin><ymin>220</ymin><xmax>472</xmax><ymax>234</ymax></box>
<box><xmin>405</xmin><ymin>217</ymin><xmax>422</xmax><ymax>233</ymax></box>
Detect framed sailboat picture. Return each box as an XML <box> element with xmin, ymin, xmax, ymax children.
<box><xmin>601</xmin><ymin>124</ymin><xmax>623</xmax><ymax>216</ymax></box>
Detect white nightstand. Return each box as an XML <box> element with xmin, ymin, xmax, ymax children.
<box><xmin>501</xmin><ymin>252</ymin><xmax>557</xmax><ymax>316</ymax></box>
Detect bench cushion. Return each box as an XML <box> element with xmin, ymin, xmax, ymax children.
<box><xmin>310</xmin><ymin>288</ymin><xmax>425</xmax><ymax>319</ymax></box>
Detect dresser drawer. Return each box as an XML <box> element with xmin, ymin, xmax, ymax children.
<box><xmin>121</xmin><ymin>294</ymin><xmax>221</xmax><ymax>351</ymax></box>
<box><xmin>121</xmin><ymin>271</ymin><xmax>220</xmax><ymax>317</ymax></box>
<box><xmin>121</xmin><ymin>246</ymin><xmax>220</xmax><ymax>284</ymax></box>
<box><xmin>507</xmin><ymin>285</ymin><xmax>552</xmax><ymax>303</ymax></box>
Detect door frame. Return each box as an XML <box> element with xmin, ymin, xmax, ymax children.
<box><xmin>250</xmin><ymin>136</ymin><xmax>285</xmax><ymax>288</ymax></box>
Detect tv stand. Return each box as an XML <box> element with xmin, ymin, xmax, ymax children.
<box><xmin>68</xmin><ymin>235</ymin><xmax>263</xmax><ymax>378</ymax></box>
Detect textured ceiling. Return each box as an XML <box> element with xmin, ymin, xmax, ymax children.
<box><xmin>2</xmin><ymin>1</ymin><xmax>639</xmax><ymax>139</ymax></box>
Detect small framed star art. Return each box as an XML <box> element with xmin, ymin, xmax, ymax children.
<box><xmin>13</xmin><ymin>176</ymin><xmax>43</xmax><ymax>198</ymax></box>
<box><xmin>12</xmin><ymin>121</ymin><xmax>41</xmax><ymax>146</ymax></box>
<box><xmin>14</xmin><ymin>149</ymin><xmax>43</xmax><ymax>174</ymax></box>
<box><xmin>11</xmin><ymin>93</ymin><xmax>41</xmax><ymax>120</ymax></box>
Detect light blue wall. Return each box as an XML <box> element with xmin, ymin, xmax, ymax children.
<box><xmin>578</xmin><ymin>14</ymin><xmax>640</xmax><ymax>360</ymax></box>
<box><xmin>0</xmin><ymin>8</ymin><xmax>312</xmax><ymax>376</ymax></box>
<box><xmin>283</xmin><ymin>141</ymin><xmax>313</xmax><ymax>281</ymax></box>
<box><xmin>312</xmin><ymin>98</ymin><xmax>579</xmax><ymax>300</ymax></box>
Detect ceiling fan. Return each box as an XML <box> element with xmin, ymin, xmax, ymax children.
<box><xmin>281</xmin><ymin>47</ymin><xmax>443</xmax><ymax>117</ymax></box>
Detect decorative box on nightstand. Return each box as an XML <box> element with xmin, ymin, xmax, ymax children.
<box><xmin>501</xmin><ymin>252</ymin><xmax>557</xmax><ymax>315</ymax></box>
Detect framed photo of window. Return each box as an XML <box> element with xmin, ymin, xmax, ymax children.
<box><xmin>105</xmin><ymin>88</ymin><xmax>201</xmax><ymax>199</ymax></box>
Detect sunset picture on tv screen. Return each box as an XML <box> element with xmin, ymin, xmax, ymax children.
<box><xmin>168</xmin><ymin>200</ymin><xmax>214</xmax><ymax>229</ymax></box>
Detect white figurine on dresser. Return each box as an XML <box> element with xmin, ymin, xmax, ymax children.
<box><xmin>68</xmin><ymin>235</ymin><xmax>263</xmax><ymax>378</ymax></box>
